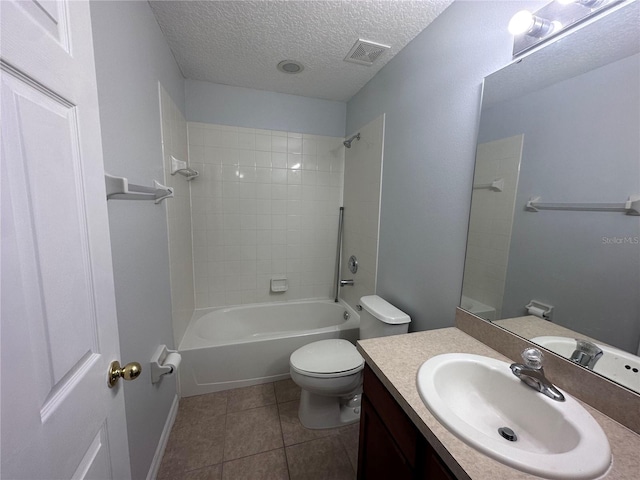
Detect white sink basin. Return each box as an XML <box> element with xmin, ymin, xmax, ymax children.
<box><xmin>417</xmin><ymin>353</ymin><xmax>611</xmax><ymax>479</ymax></box>
<box><xmin>531</xmin><ymin>336</ymin><xmax>640</xmax><ymax>393</ymax></box>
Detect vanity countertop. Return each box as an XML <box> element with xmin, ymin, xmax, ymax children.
<box><xmin>356</xmin><ymin>327</ymin><xmax>640</xmax><ymax>480</ymax></box>
<box><xmin>495</xmin><ymin>315</ymin><xmax>603</xmax><ymax>344</ymax></box>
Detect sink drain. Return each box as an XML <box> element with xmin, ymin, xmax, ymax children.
<box><xmin>498</xmin><ymin>427</ymin><xmax>517</xmax><ymax>441</ymax></box>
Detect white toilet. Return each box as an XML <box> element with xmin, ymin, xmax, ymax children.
<box><xmin>289</xmin><ymin>295</ymin><xmax>410</xmax><ymax>429</ymax></box>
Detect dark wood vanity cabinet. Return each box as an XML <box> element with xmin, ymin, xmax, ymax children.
<box><xmin>358</xmin><ymin>364</ymin><xmax>457</xmax><ymax>480</ymax></box>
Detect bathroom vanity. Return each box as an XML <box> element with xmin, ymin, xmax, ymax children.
<box><xmin>356</xmin><ymin>326</ymin><xmax>640</xmax><ymax>479</ymax></box>
<box><xmin>358</xmin><ymin>364</ymin><xmax>455</xmax><ymax>480</ymax></box>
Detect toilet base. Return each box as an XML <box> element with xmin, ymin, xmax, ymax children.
<box><xmin>298</xmin><ymin>390</ymin><xmax>362</xmax><ymax>429</ymax></box>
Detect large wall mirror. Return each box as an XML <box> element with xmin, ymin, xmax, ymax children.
<box><xmin>461</xmin><ymin>1</ymin><xmax>640</xmax><ymax>393</ymax></box>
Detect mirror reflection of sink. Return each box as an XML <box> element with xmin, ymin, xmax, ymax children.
<box><xmin>416</xmin><ymin>353</ymin><xmax>611</xmax><ymax>479</ymax></box>
<box><xmin>531</xmin><ymin>336</ymin><xmax>640</xmax><ymax>393</ymax></box>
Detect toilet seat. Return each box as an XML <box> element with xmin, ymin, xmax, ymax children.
<box><xmin>290</xmin><ymin>339</ymin><xmax>364</xmax><ymax>378</ymax></box>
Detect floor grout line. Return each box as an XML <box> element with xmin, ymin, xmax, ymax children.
<box><xmin>283</xmin><ymin>443</ymin><xmax>293</xmax><ymax>480</ymax></box>
<box><xmin>221</xmin><ymin>445</ymin><xmax>288</xmax><ymax>465</ymax></box>
<box><xmin>225</xmin><ymin>400</ymin><xmax>278</xmax><ymax>415</ymax></box>
<box><xmin>220</xmin><ymin>408</ymin><xmax>228</xmax><ymax>469</ymax></box>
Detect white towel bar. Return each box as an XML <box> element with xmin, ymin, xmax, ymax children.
<box><xmin>526</xmin><ymin>195</ymin><xmax>640</xmax><ymax>215</ymax></box>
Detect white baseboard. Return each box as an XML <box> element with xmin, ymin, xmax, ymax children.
<box><xmin>146</xmin><ymin>394</ymin><xmax>179</xmax><ymax>480</ymax></box>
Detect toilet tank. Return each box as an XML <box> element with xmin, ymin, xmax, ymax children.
<box><xmin>359</xmin><ymin>295</ymin><xmax>411</xmax><ymax>340</ymax></box>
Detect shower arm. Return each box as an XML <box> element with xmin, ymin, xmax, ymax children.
<box><xmin>343</xmin><ymin>132</ymin><xmax>360</xmax><ymax>148</ymax></box>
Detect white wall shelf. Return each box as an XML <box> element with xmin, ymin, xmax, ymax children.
<box><xmin>473</xmin><ymin>178</ymin><xmax>504</xmax><ymax>192</ymax></box>
<box><xmin>105</xmin><ymin>174</ymin><xmax>174</xmax><ymax>204</ymax></box>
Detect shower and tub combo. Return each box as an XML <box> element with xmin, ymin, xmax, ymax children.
<box><xmin>175</xmin><ymin>125</ymin><xmax>399</xmax><ymax>429</ymax></box>
<box><xmin>178</xmin><ymin>299</ymin><xmax>359</xmax><ymax>396</ymax></box>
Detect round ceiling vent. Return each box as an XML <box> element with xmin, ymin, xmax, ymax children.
<box><xmin>277</xmin><ymin>60</ymin><xmax>304</xmax><ymax>74</ymax></box>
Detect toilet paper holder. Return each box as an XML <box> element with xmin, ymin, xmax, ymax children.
<box><xmin>525</xmin><ymin>300</ymin><xmax>554</xmax><ymax>321</ymax></box>
<box><xmin>150</xmin><ymin>345</ymin><xmax>181</xmax><ymax>384</ymax></box>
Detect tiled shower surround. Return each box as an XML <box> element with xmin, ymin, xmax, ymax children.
<box><xmin>160</xmin><ymin>87</ymin><xmax>195</xmax><ymax>344</ymax></box>
<box><xmin>462</xmin><ymin>134</ymin><xmax>522</xmax><ymax>318</ymax></box>
<box><xmin>187</xmin><ymin>122</ymin><xmax>345</xmax><ymax>309</ymax></box>
<box><xmin>340</xmin><ymin>115</ymin><xmax>384</xmax><ymax>313</ymax></box>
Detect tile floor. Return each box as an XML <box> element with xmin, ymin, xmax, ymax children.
<box><xmin>157</xmin><ymin>379</ymin><xmax>359</xmax><ymax>480</ymax></box>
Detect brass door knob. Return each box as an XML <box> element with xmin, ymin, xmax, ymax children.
<box><xmin>108</xmin><ymin>360</ymin><xmax>142</xmax><ymax>388</ymax></box>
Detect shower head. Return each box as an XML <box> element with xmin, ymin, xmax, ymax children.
<box><xmin>343</xmin><ymin>133</ymin><xmax>360</xmax><ymax>148</ymax></box>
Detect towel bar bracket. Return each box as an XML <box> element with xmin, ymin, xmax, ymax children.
<box><xmin>170</xmin><ymin>156</ymin><xmax>199</xmax><ymax>180</ymax></box>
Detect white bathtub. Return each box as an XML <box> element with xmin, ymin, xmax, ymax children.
<box><xmin>460</xmin><ymin>295</ymin><xmax>497</xmax><ymax>321</ymax></box>
<box><xmin>178</xmin><ymin>299</ymin><xmax>360</xmax><ymax>396</ymax></box>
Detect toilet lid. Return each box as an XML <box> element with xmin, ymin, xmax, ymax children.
<box><xmin>290</xmin><ymin>339</ymin><xmax>364</xmax><ymax>375</ymax></box>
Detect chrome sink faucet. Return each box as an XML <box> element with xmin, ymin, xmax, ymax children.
<box><xmin>570</xmin><ymin>339</ymin><xmax>603</xmax><ymax>370</ymax></box>
<box><xmin>510</xmin><ymin>348</ymin><xmax>565</xmax><ymax>402</ymax></box>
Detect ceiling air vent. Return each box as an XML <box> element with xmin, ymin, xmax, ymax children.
<box><xmin>344</xmin><ymin>39</ymin><xmax>390</xmax><ymax>66</ymax></box>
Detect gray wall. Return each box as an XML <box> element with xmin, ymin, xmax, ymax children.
<box><xmin>346</xmin><ymin>1</ymin><xmax>543</xmax><ymax>332</ymax></box>
<box><xmin>90</xmin><ymin>2</ymin><xmax>184</xmax><ymax>478</ymax></box>
<box><xmin>186</xmin><ymin>79</ymin><xmax>346</xmax><ymax>137</ymax></box>
<box><xmin>480</xmin><ymin>53</ymin><xmax>640</xmax><ymax>352</ymax></box>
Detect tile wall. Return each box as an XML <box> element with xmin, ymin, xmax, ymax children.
<box><xmin>160</xmin><ymin>86</ymin><xmax>195</xmax><ymax>345</ymax></box>
<box><xmin>340</xmin><ymin>115</ymin><xmax>385</xmax><ymax>312</ymax></box>
<box><xmin>187</xmin><ymin>122</ymin><xmax>345</xmax><ymax>308</ymax></box>
<box><xmin>462</xmin><ymin>134</ymin><xmax>522</xmax><ymax>318</ymax></box>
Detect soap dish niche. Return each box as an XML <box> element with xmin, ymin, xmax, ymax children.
<box><xmin>271</xmin><ymin>277</ymin><xmax>288</xmax><ymax>293</ymax></box>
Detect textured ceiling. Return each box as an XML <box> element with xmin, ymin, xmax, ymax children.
<box><xmin>149</xmin><ymin>0</ymin><xmax>453</xmax><ymax>102</ymax></box>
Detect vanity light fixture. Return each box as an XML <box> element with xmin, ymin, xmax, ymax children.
<box><xmin>508</xmin><ymin>11</ymin><xmax>559</xmax><ymax>37</ymax></box>
<box><xmin>509</xmin><ymin>0</ymin><xmax>624</xmax><ymax>57</ymax></box>
<box><xmin>556</xmin><ymin>0</ymin><xmax>608</xmax><ymax>7</ymax></box>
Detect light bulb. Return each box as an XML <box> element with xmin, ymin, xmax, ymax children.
<box><xmin>508</xmin><ymin>10</ymin><xmax>556</xmax><ymax>37</ymax></box>
<box><xmin>508</xmin><ymin>10</ymin><xmax>535</xmax><ymax>35</ymax></box>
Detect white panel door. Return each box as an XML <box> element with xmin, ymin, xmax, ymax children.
<box><xmin>1</xmin><ymin>1</ymin><xmax>132</xmax><ymax>479</ymax></box>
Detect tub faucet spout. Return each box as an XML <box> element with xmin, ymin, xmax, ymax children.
<box><xmin>340</xmin><ymin>279</ymin><xmax>354</xmax><ymax>286</ymax></box>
